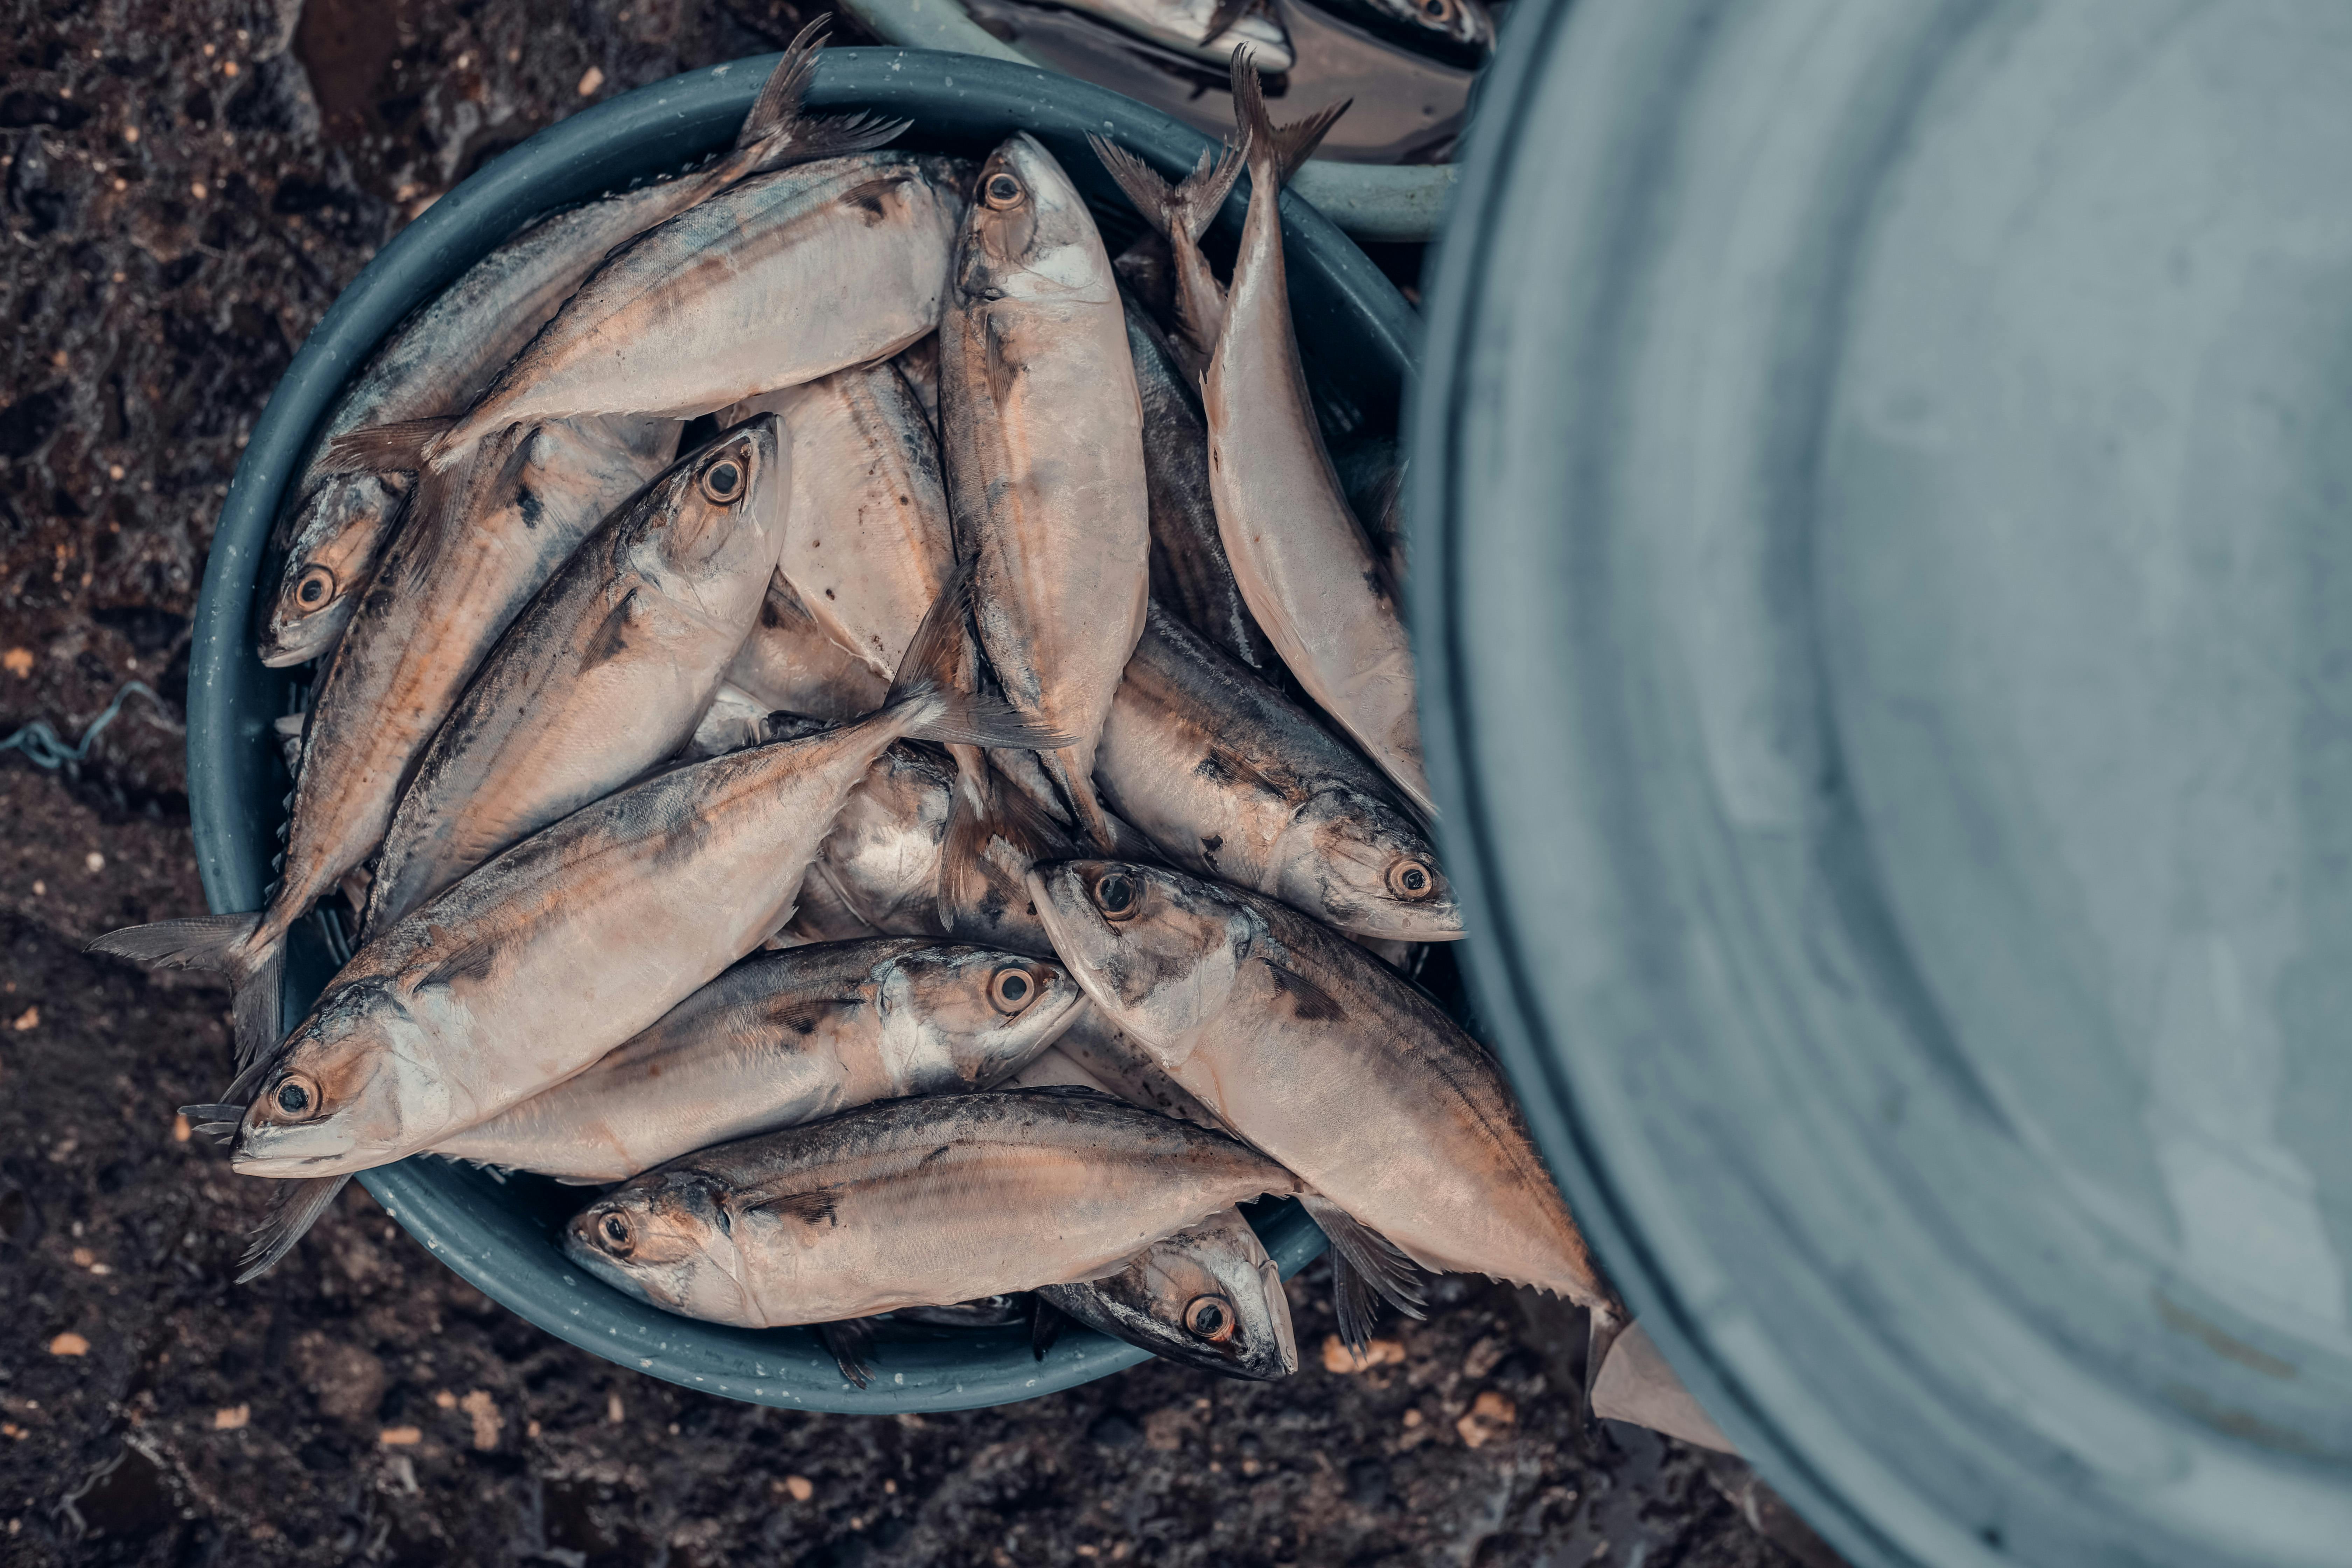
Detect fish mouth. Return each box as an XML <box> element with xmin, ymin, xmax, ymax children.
<box><xmin>562</xmin><ymin>1228</ymin><xmax>653</xmax><ymax>1304</ymax></box>
<box><xmin>231</xmin><ymin>1121</ymin><xmax>367</xmax><ymax>1177</ymax></box>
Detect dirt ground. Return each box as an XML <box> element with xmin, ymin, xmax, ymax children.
<box><xmin>1</xmin><ymin>1</ymin><xmax>1844</xmax><ymax>1563</ymax></box>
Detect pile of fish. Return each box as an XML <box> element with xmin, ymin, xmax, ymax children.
<box><xmin>1014</xmin><ymin>0</ymin><xmax>1495</xmax><ymax>75</ymax></box>
<box><xmin>97</xmin><ymin>28</ymin><xmax>1672</xmax><ymax>1412</ymax></box>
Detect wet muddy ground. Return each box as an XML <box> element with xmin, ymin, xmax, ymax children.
<box><xmin>2</xmin><ymin>1</ymin><xmax>1840</xmax><ymax>1562</ymax></box>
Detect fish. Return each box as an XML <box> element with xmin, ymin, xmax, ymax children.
<box><xmin>209</xmin><ymin>576</ymin><xmax>1054</xmax><ymax>1283</ymax></box>
<box><xmin>793</xmin><ymin>744</ymin><xmax>1091</xmax><ymax>960</ymax></box>
<box><xmin>940</xmin><ymin>134</ymin><xmax>1152</xmax><ymax>853</ymax></box>
<box><xmin>1200</xmin><ymin>64</ymin><xmax>1436</xmax><ymax>818</ymax></box>
<box><xmin>363</xmin><ymin>418</ymin><xmax>792</xmax><ymax>933</ymax></box>
<box><xmin>1028</xmin><ymin>860</ymin><xmax>1618</xmax><ymax>1348</ymax></box>
<box><xmin>1006</xmin><ymin>1004</ymin><xmax>1223</xmax><ymax>1129</ymax></box>
<box><xmin>254</xmin><ymin>21</ymin><xmax>906</xmax><ymax>667</ymax></box>
<box><xmin>1124</xmin><ymin>296</ymin><xmax>1274</xmax><ymax>671</ymax></box>
<box><xmin>429</xmin><ymin>939</ymin><xmax>1083</xmax><ymax>1182</ymax></box>
<box><xmin>1056</xmin><ymin>0</ymin><xmax>1295</xmax><ymax>70</ymax></box>
<box><xmin>338</xmin><ymin>154</ymin><xmax>971</xmax><ymax>474</ymax></box>
<box><xmin>1038</xmin><ymin>1207</ymin><xmax>1297</xmax><ymax>1380</ymax></box>
<box><xmin>94</xmin><ymin>414</ymin><xmax>680</xmax><ymax>1073</ymax></box>
<box><xmin>1095</xmin><ymin>602</ymin><xmax>1460</xmax><ymax>941</ymax></box>
<box><xmin>1092</xmin><ymin>138</ymin><xmax>1247</xmax><ymax>367</ymax></box>
<box><xmin>1298</xmin><ymin>0</ymin><xmax>1494</xmax><ymax>70</ymax></box>
<box><xmin>720</xmin><ymin>359</ymin><xmax>953</xmax><ymax>682</ymax></box>
<box><xmin>724</xmin><ymin>577</ymin><xmax>892</xmax><ymax>722</ymax></box>
<box><xmin>561</xmin><ymin>1089</ymin><xmax>1306</xmax><ymax>1332</ymax></box>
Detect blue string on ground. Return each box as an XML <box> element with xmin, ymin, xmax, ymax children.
<box><xmin>1</xmin><ymin>680</ymin><xmax>171</xmax><ymax>770</ymax></box>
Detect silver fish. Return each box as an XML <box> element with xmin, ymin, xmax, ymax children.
<box><xmin>1202</xmin><ymin>66</ymin><xmax>1435</xmax><ymax>817</ymax></box>
<box><xmin>430</xmin><ymin>939</ymin><xmax>1083</xmax><ymax>1182</ymax></box>
<box><xmin>1059</xmin><ymin>0</ymin><xmax>1294</xmax><ymax>70</ymax></box>
<box><xmin>1124</xmin><ymin>296</ymin><xmax>1273</xmax><ymax>671</ymax></box>
<box><xmin>350</xmin><ymin>155</ymin><xmax>970</xmax><ymax>473</ymax></box>
<box><xmin>365</xmin><ymin>418</ymin><xmax>791</xmax><ymax>933</ymax></box>
<box><xmin>221</xmin><ymin>581</ymin><xmax>1050</xmax><ymax>1188</ymax></box>
<box><xmin>721</xmin><ymin>359</ymin><xmax>953</xmax><ymax>682</ymax></box>
<box><xmin>562</xmin><ymin>1090</ymin><xmax>1305</xmax><ymax>1328</ymax></box>
<box><xmin>724</xmin><ymin>576</ymin><xmax>892</xmax><ymax>723</ymax></box>
<box><xmin>1096</xmin><ymin>602</ymin><xmax>1460</xmax><ymax>941</ymax></box>
<box><xmin>255</xmin><ymin>23</ymin><xmax>904</xmax><ymax>667</ymax></box>
<box><xmin>94</xmin><ymin>414</ymin><xmax>680</xmax><ymax>1072</ymax></box>
<box><xmin>941</xmin><ymin>134</ymin><xmax>1151</xmax><ymax>853</ymax></box>
<box><xmin>1038</xmin><ymin>1208</ymin><xmax>1296</xmax><ymax>1380</ymax></box>
<box><xmin>1301</xmin><ymin>0</ymin><xmax>1493</xmax><ymax>69</ymax></box>
<box><xmin>1029</xmin><ymin>860</ymin><xmax>1617</xmax><ymax>1347</ymax></box>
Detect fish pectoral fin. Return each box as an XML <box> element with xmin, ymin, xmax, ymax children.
<box><xmin>1030</xmin><ymin>1296</ymin><xmax>1071</xmax><ymax>1362</ymax></box>
<box><xmin>816</xmin><ymin>1318</ymin><xmax>879</xmax><ymax>1389</ymax></box>
<box><xmin>236</xmin><ymin>1174</ymin><xmax>352</xmax><ymax>1284</ymax></box>
<box><xmin>1300</xmin><ymin>1195</ymin><xmax>1426</xmax><ymax>1352</ymax></box>
<box><xmin>1263</xmin><ymin>960</ymin><xmax>1345</xmax><ymax>1023</ymax></box>
<box><xmin>742</xmin><ymin>1187</ymin><xmax>840</xmax><ymax>1227</ymax></box>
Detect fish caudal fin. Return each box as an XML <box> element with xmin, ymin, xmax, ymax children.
<box><xmin>1228</xmin><ymin>54</ymin><xmax>1351</xmax><ymax>186</ymax></box>
<box><xmin>882</xmin><ymin>566</ymin><xmax>1072</xmax><ymax>752</ymax></box>
<box><xmin>730</xmin><ymin>19</ymin><xmax>911</xmax><ymax>176</ymax></box>
<box><xmin>1040</xmin><ymin>747</ymin><xmax>1121</xmax><ymax>856</ymax></box>
<box><xmin>817</xmin><ymin>1318</ymin><xmax>878</xmax><ymax>1388</ymax></box>
<box><xmin>237</xmin><ymin>1173</ymin><xmax>351</xmax><ymax>1283</ymax></box>
<box><xmin>1301</xmin><ymin>1195</ymin><xmax>1426</xmax><ymax>1353</ymax></box>
<box><xmin>1090</xmin><ymin>135</ymin><xmax>1246</xmax><ymax>251</ymax></box>
<box><xmin>321</xmin><ymin>415</ymin><xmax>460</xmax><ymax>477</ymax></box>
<box><xmin>89</xmin><ymin>912</ymin><xmax>284</xmax><ymax>1071</ymax></box>
<box><xmin>1030</xmin><ymin>1296</ymin><xmax>1070</xmax><ymax>1361</ymax></box>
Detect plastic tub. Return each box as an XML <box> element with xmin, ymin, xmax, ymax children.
<box><xmin>1415</xmin><ymin>1</ymin><xmax>2352</xmax><ymax>1563</ymax></box>
<box><xmin>187</xmin><ymin>48</ymin><xmax>1417</xmax><ymax>1414</ymax></box>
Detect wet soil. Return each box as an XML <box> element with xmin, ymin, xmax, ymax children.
<box><xmin>2</xmin><ymin>1</ymin><xmax>1841</xmax><ymax>1563</ymax></box>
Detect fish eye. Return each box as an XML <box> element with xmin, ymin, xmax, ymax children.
<box><xmin>1419</xmin><ymin>0</ymin><xmax>1456</xmax><ymax>19</ymax></box>
<box><xmin>983</xmin><ymin>172</ymin><xmax>1025</xmax><ymax>210</ymax></box>
<box><xmin>989</xmin><ymin>966</ymin><xmax>1037</xmax><ymax>1013</ymax></box>
<box><xmin>1092</xmin><ymin>872</ymin><xmax>1140</xmax><ymax>921</ymax></box>
<box><xmin>1183</xmin><ymin>1295</ymin><xmax>1236</xmax><ymax>1343</ymax></box>
<box><xmin>271</xmin><ymin>1073</ymin><xmax>320</xmax><ymax>1119</ymax></box>
<box><xmin>1386</xmin><ymin>858</ymin><xmax>1437</xmax><ymax>900</ymax></box>
<box><xmin>598</xmin><ymin>1211</ymin><xmax>634</xmax><ymax>1254</ymax></box>
<box><xmin>293</xmin><ymin>564</ymin><xmax>337</xmax><ymax>610</ymax></box>
<box><xmin>699</xmin><ymin>456</ymin><xmax>746</xmax><ymax>504</ymax></box>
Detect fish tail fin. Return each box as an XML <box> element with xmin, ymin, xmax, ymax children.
<box><xmin>1228</xmin><ymin>53</ymin><xmax>1350</xmax><ymax>186</ymax></box>
<box><xmin>1301</xmin><ymin>1194</ymin><xmax>1426</xmax><ymax>1353</ymax></box>
<box><xmin>732</xmin><ymin>20</ymin><xmax>911</xmax><ymax>176</ymax></box>
<box><xmin>236</xmin><ymin>1173</ymin><xmax>351</xmax><ymax>1283</ymax></box>
<box><xmin>1094</xmin><ymin>133</ymin><xmax>1243</xmax><ymax>251</ymax></box>
<box><xmin>321</xmin><ymin>415</ymin><xmax>458</xmax><ymax>477</ymax></box>
<box><xmin>1583</xmin><ymin>1298</ymin><xmax>1631</xmax><ymax>1420</ymax></box>
<box><xmin>1039</xmin><ymin>747</ymin><xmax>1120</xmax><ymax>856</ymax></box>
<box><xmin>816</xmin><ymin>1317</ymin><xmax>878</xmax><ymax>1388</ymax></box>
<box><xmin>1030</xmin><ymin>1296</ymin><xmax>1070</xmax><ymax>1361</ymax></box>
<box><xmin>882</xmin><ymin>565</ymin><xmax>1071</xmax><ymax>751</ymax></box>
<box><xmin>89</xmin><ymin>911</ymin><xmax>285</xmax><ymax>1071</ymax></box>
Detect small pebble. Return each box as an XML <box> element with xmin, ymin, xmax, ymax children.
<box><xmin>783</xmin><ymin>1475</ymin><xmax>814</xmax><ymax>1502</ymax></box>
<box><xmin>1320</xmin><ymin>1334</ymin><xmax>1404</xmax><ymax>1374</ymax></box>
<box><xmin>48</xmin><ymin>1333</ymin><xmax>90</xmax><ymax>1357</ymax></box>
<box><xmin>606</xmin><ymin>1393</ymin><xmax>625</xmax><ymax>1424</ymax></box>
<box><xmin>213</xmin><ymin>1405</ymin><xmax>250</xmax><ymax>1431</ymax></box>
<box><xmin>578</xmin><ymin>65</ymin><xmax>605</xmax><ymax>97</ymax></box>
<box><xmin>379</xmin><ymin>1426</ymin><xmax>422</xmax><ymax>1446</ymax></box>
<box><xmin>86</xmin><ymin>852</ymin><xmax>105</xmax><ymax>872</ymax></box>
<box><xmin>11</xmin><ymin>1008</ymin><xmax>37</xmax><ymax>1032</ymax></box>
<box><xmin>0</xmin><ymin>648</ymin><xmax>29</xmax><ymax>678</ymax></box>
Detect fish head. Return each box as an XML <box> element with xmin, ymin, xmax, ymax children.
<box><xmin>259</xmin><ymin>472</ymin><xmax>408</xmax><ymax>667</ymax></box>
<box><xmin>565</xmin><ymin>1172</ymin><xmax>761</xmax><ymax>1323</ymax></box>
<box><xmin>638</xmin><ymin>413</ymin><xmax>788</xmax><ymax>576</ymax></box>
<box><xmin>1266</xmin><ymin>788</ymin><xmax>1463</xmax><ymax>941</ymax></box>
<box><xmin>1026</xmin><ymin>861</ymin><xmax>1256</xmax><ymax>1053</ymax></box>
<box><xmin>955</xmin><ymin>134</ymin><xmax>1113</xmax><ymax>307</ymax></box>
<box><xmin>1106</xmin><ymin>1217</ymin><xmax>1298</xmax><ymax>1380</ymax></box>
<box><xmin>876</xmin><ymin>946</ymin><xmax>1087</xmax><ymax>1085</ymax></box>
<box><xmin>231</xmin><ymin>982</ymin><xmax>447</xmax><ymax>1176</ymax></box>
<box><xmin>1380</xmin><ymin>0</ymin><xmax>1494</xmax><ymax>61</ymax></box>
